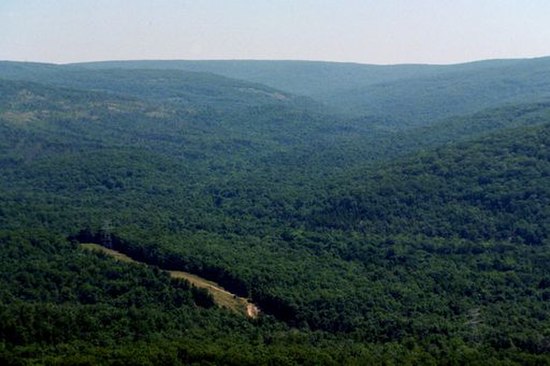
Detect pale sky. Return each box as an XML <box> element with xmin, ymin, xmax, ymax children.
<box><xmin>1</xmin><ymin>0</ymin><xmax>550</xmax><ymax>65</ymax></box>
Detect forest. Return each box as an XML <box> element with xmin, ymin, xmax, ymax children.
<box><xmin>0</xmin><ymin>58</ymin><xmax>549</xmax><ymax>365</ymax></box>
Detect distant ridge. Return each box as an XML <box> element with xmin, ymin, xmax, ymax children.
<box><xmin>71</xmin><ymin>57</ymin><xmax>550</xmax><ymax>124</ymax></box>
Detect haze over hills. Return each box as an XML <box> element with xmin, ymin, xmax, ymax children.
<box><xmin>4</xmin><ymin>57</ymin><xmax>550</xmax><ymax>127</ymax></box>
<box><xmin>0</xmin><ymin>58</ymin><xmax>549</xmax><ymax>364</ymax></box>
<box><xmin>0</xmin><ymin>61</ymin><xmax>316</xmax><ymax>112</ymax></box>
<box><xmin>72</xmin><ymin>57</ymin><xmax>548</xmax><ymax>97</ymax></box>
<box><xmin>73</xmin><ymin>57</ymin><xmax>550</xmax><ymax>125</ymax></box>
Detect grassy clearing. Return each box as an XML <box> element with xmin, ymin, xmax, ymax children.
<box><xmin>80</xmin><ymin>243</ymin><xmax>136</xmax><ymax>263</ymax></box>
<box><xmin>80</xmin><ymin>243</ymin><xmax>259</xmax><ymax>317</ymax></box>
<box><xmin>170</xmin><ymin>270</ymin><xmax>251</xmax><ymax>314</ymax></box>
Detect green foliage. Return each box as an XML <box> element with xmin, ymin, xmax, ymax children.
<box><xmin>70</xmin><ymin>57</ymin><xmax>550</xmax><ymax>125</ymax></box>
<box><xmin>0</xmin><ymin>62</ymin><xmax>549</xmax><ymax>364</ymax></box>
<box><xmin>318</xmin><ymin>124</ymin><xmax>550</xmax><ymax>243</ymax></box>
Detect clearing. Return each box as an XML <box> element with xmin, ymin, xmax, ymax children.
<box><xmin>80</xmin><ymin>243</ymin><xmax>260</xmax><ymax>318</ymax></box>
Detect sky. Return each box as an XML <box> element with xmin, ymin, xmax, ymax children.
<box><xmin>1</xmin><ymin>0</ymin><xmax>550</xmax><ymax>65</ymax></box>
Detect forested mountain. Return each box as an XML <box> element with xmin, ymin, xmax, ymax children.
<box><xmin>73</xmin><ymin>57</ymin><xmax>547</xmax><ymax>99</ymax></box>
<box><xmin>328</xmin><ymin>57</ymin><xmax>550</xmax><ymax>126</ymax></box>
<box><xmin>0</xmin><ymin>60</ymin><xmax>549</xmax><ymax>364</ymax></box>
<box><xmin>4</xmin><ymin>57</ymin><xmax>550</xmax><ymax>129</ymax></box>
<box><xmin>75</xmin><ymin>57</ymin><xmax>550</xmax><ymax>126</ymax></box>
<box><xmin>0</xmin><ymin>61</ymin><xmax>316</xmax><ymax>112</ymax></box>
<box><xmin>74</xmin><ymin>59</ymin><xmax>443</xmax><ymax>96</ymax></box>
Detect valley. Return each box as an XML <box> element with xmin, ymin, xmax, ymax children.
<box><xmin>0</xmin><ymin>58</ymin><xmax>548</xmax><ymax>364</ymax></box>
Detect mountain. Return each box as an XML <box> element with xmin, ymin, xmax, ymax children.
<box><xmin>0</xmin><ymin>60</ymin><xmax>549</xmax><ymax>364</ymax></box>
<box><xmin>0</xmin><ymin>61</ymin><xmax>316</xmax><ymax>112</ymax></box>
<box><xmin>74</xmin><ymin>57</ymin><xmax>550</xmax><ymax>127</ymax></box>
<box><xmin>318</xmin><ymin>123</ymin><xmax>550</xmax><ymax>244</ymax></box>
<box><xmin>328</xmin><ymin>57</ymin><xmax>550</xmax><ymax>126</ymax></box>
<box><xmin>73</xmin><ymin>58</ymin><xmax>538</xmax><ymax>99</ymax></box>
<box><xmin>5</xmin><ymin>57</ymin><xmax>550</xmax><ymax>130</ymax></box>
<box><xmin>74</xmin><ymin>59</ymin><xmax>444</xmax><ymax>96</ymax></box>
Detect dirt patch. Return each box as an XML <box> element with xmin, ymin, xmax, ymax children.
<box><xmin>247</xmin><ymin>303</ymin><xmax>260</xmax><ymax>318</ymax></box>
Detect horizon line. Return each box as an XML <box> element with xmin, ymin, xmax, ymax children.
<box><xmin>1</xmin><ymin>54</ymin><xmax>549</xmax><ymax>68</ymax></box>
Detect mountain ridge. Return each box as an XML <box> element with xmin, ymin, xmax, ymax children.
<box><xmin>1</xmin><ymin>58</ymin><xmax>549</xmax><ymax>364</ymax></box>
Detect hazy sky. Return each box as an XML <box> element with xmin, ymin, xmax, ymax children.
<box><xmin>2</xmin><ymin>0</ymin><xmax>550</xmax><ymax>65</ymax></box>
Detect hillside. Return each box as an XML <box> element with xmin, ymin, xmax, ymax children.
<box><xmin>328</xmin><ymin>57</ymin><xmax>550</xmax><ymax>126</ymax></box>
<box><xmin>0</xmin><ymin>62</ymin><xmax>549</xmax><ymax>364</ymax></box>
<box><xmin>0</xmin><ymin>61</ymin><xmax>315</xmax><ymax>112</ymax></box>
<box><xmin>73</xmin><ymin>58</ymin><xmax>538</xmax><ymax>99</ymax></box>
<box><xmin>74</xmin><ymin>59</ymin><xmax>443</xmax><ymax>96</ymax></box>
<box><xmin>6</xmin><ymin>58</ymin><xmax>550</xmax><ymax>131</ymax></box>
<box><xmin>75</xmin><ymin>57</ymin><xmax>550</xmax><ymax>127</ymax></box>
<box><xmin>318</xmin><ymin>123</ymin><xmax>550</xmax><ymax>243</ymax></box>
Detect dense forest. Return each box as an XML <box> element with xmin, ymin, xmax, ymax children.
<box><xmin>0</xmin><ymin>59</ymin><xmax>548</xmax><ymax>364</ymax></box>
